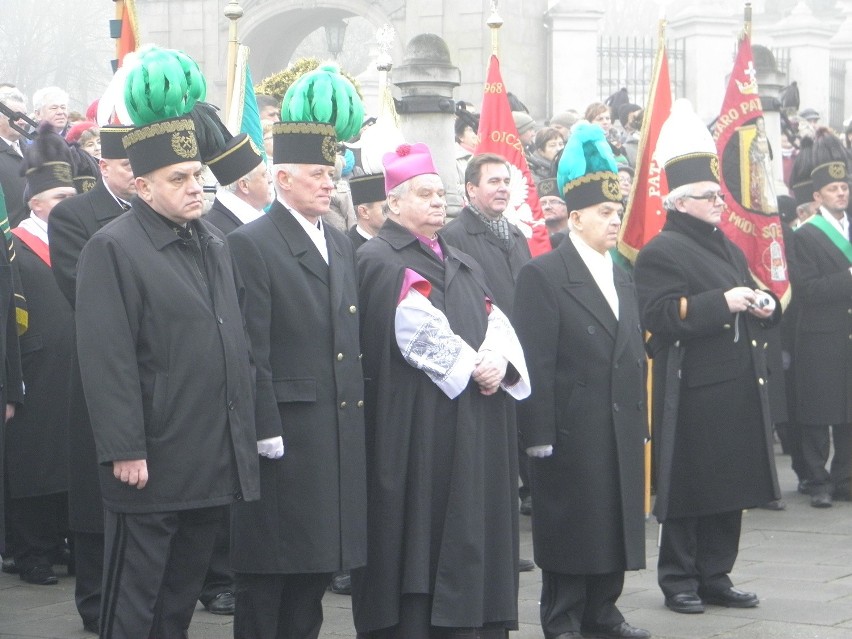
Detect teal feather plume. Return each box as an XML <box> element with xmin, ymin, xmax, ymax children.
<box><xmin>282</xmin><ymin>63</ymin><xmax>364</xmax><ymax>141</ymax></box>
<box><xmin>124</xmin><ymin>46</ymin><xmax>207</xmax><ymax>126</ymax></box>
<box><xmin>557</xmin><ymin>123</ymin><xmax>618</xmax><ymax>195</ymax></box>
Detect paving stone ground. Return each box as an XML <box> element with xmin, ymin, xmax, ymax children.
<box><xmin>1</xmin><ymin>445</ymin><xmax>851</xmax><ymax>638</ymax></box>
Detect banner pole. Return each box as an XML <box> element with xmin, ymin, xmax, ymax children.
<box><xmin>224</xmin><ymin>1</ymin><xmax>244</xmax><ymax>123</ymax></box>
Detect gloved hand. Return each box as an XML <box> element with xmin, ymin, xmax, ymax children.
<box><xmin>526</xmin><ymin>445</ymin><xmax>553</xmax><ymax>458</ymax></box>
<box><xmin>257</xmin><ymin>436</ymin><xmax>284</xmax><ymax>459</ymax></box>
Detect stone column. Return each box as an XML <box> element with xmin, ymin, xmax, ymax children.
<box><xmin>667</xmin><ymin>7</ymin><xmax>739</xmax><ymax>122</ymax></box>
<box><xmin>830</xmin><ymin>0</ymin><xmax>852</xmax><ymax>129</ymax></box>
<box><xmin>769</xmin><ymin>2</ymin><xmax>836</xmax><ymax>127</ymax></box>
<box><xmin>392</xmin><ymin>34</ymin><xmax>463</xmax><ymax>213</ymax></box>
<box><xmin>545</xmin><ymin>1</ymin><xmax>604</xmax><ymax>116</ymax></box>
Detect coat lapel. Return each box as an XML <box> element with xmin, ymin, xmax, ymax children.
<box><xmin>559</xmin><ymin>238</ymin><xmax>618</xmax><ymax>339</ymax></box>
<box><xmin>326</xmin><ymin>227</ymin><xmax>345</xmax><ymax>311</ymax></box>
<box><xmin>268</xmin><ymin>201</ymin><xmax>329</xmax><ymax>287</ymax></box>
<box><xmin>612</xmin><ymin>266</ymin><xmax>639</xmax><ymax>363</ymax></box>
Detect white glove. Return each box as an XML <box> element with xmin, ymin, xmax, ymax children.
<box><xmin>257</xmin><ymin>436</ymin><xmax>284</xmax><ymax>459</ymax></box>
<box><xmin>526</xmin><ymin>445</ymin><xmax>553</xmax><ymax>458</ymax></box>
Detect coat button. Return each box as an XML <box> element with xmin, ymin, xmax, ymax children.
<box><xmin>613</xmin><ymin>402</ymin><xmax>620</xmax><ymax>412</ymax></box>
<box><xmin>614</xmin><ymin>363</ymin><xmax>619</xmax><ymax>369</ymax></box>
<box><xmin>349</xmin><ymin>305</ymin><xmax>357</xmax><ymax>314</ymax></box>
<box><xmin>758</xmin><ymin>378</ymin><xmax>765</xmax><ymax>385</ymax></box>
<box><xmin>228</xmin><ymin>400</ymin><xmax>235</xmax><ymax>410</ymax></box>
<box><xmin>357</xmin><ymin>400</ymin><xmax>364</xmax><ymax>408</ymax></box>
<box><xmin>339</xmin><ymin>401</ymin><xmax>347</xmax><ymax>409</ymax></box>
<box><xmin>723</xmin><ymin>324</ymin><xmax>731</xmax><ymax>330</ymax></box>
<box><xmin>587</xmin><ymin>326</ymin><xmax>596</xmax><ymax>334</ymax></box>
<box><xmin>235</xmin><ymin>491</ymin><xmax>243</xmax><ymax>501</ymax></box>
<box><xmin>217</xmin><ymin>316</ymin><xmax>224</xmax><ymax>324</ymax></box>
<box><xmin>337</xmin><ymin>353</ymin><xmax>344</xmax><ymax>361</ymax></box>
<box><xmin>358</xmin><ymin>353</ymin><xmax>363</xmax><ymax>360</ymax></box>
<box><xmin>751</xmin><ymin>340</ymin><xmax>757</xmax><ymax>347</ymax></box>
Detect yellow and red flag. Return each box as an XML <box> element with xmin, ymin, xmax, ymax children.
<box><xmin>475</xmin><ymin>55</ymin><xmax>550</xmax><ymax>257</ymax></box>
<box><xmin>618</xmin><ymin>33</ymin><xmax>671</xmax><ymax>262</ymax></box>
<box><xmin>112</xmin><ymin>0</ymin><xmax>139</xmax><ymax>71</ymax></box>
<box><xmin>713</xmin><ymin>34</ymin><xmax>791</xmax><ymax>305</ymax></box>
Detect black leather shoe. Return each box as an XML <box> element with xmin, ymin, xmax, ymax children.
<box><xmin>19</xmin><ymin>564</ymin><xmax>58</xmax><ymax>585</ymax></box>
<box><xmin>664</xmin><ymin>591</ymin><xmax>704</xmax><ymax>614</ymax></box>
<box><xmin>582</xmin><ymin>621</ymin><xmax>651</xmax><ymax>639</ymax></box>
<box><xmin>758</xmin><ymin>499</ymin><xmax>786</xmax><ymax>511</ymax></box>
<box><xmin>204</xmin><ymin>591</ymin><xmax>235</xmax><ymax>615</ymax></box>
<box><xmin>811</xmin><ymin>492</ymin><xmax>833</xmax><ymax>508</ymax></box>
<box><xmin>519</xmin><ymin>495</ymin><xmax>532</xmax><ymax>516</ymax></box>
<box><xmin>699</xmin><ymin>586</ymin><xmax>759</xmax><ymax>608</ymax></box>
<box><xmin>518</xmin><ymin>558</ymin><xmax>535</xmax><ymax>572</ymax></box>
<box><xmin>1</xmin><ymin>556</ymin><xmax>17</xmax><ymax>574</ymax></box>
<box><xmin>330</xmin><ymin>571</ymin><xmax>352</xmax><ymax>595</ymax></box>
<box><xmin>83</xmin><ymin>619</ymin><xmax>99</xmax><ymax>634</ymax></box>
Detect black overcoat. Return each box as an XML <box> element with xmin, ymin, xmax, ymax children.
<box><xmin>47</xmin><ymin>183</ymin><xmax>124</xmax><ymax>532</ymax></box>
<box><xmin>227</xmin><ymin>200</ymin><xmax>367</xmax><ymax>574</ymax></box>
<box><xmin>351</xmin><ymin>219</ymin><xmax>519</xmax><ymax>633</ymax></box>
<box><xmin>75</xmin><ymin>199</ymin><xmax>260</xmax><ymax>513</ymax></box>
<box><xmin>0</xmin><ymin>138</ymin><xmax>26</xmax><ymax>227</ymax></box>
<box><xmin>790</xmin><ymin>216</ymin><xmax>852</xmax><ymax>425</ymax></box>
<box><xmin>5</xmin><ymin>234</ymin><xmax>74</xmax><ymax>498</ymax></box>
<box><xmin>513</xmin><ymin>237</ymin><xmax>646</xmax><ymax>574</ymax></box>
<box><xmin>204</xmin><ymin>197</ymin><xmax>242</xmax><ymax>235</ymax></box>
<box><xmin>634</xmin><ymin>211</ymin><xmax>780</xmax><ymax>521</ymax></box>
<box><xmin>439</xmin><ymin>207</ymin><xmax>531</xmax><ymax>317</ymax></box>
<box><xmin>346</xmin><ymin>224</ymin><xmax>368</xmax><ymax>249</ymax></box>
<box><xmin>0</xmin><ymin>228</ymin><xmax>23</xmax><ymax>547</ymax></box>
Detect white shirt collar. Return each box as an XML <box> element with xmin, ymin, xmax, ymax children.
<box><xmin>215</xmin><ymin>189</ymin><xmax>265</xmax><ymax>225</ymax></box>
<box><xmin>569</xmin><ymin>232</ymin><xmax>619</xmax><ymax>319</ymax></box>
<box><xmin>18</xmin><ymin>212</ymin><xmax>50</xmax><ymax>244</ymax></box>
<box><xmin>102</xmin><ymin>180</ymin><xmax>131</xmax><ymax>210</ymax></box>
<box><xmin>820</xmin><ymin>207</ymin><xmax>849</xmax><ymax>240</ymax></box>
<box><xmin>281</xmin><ymin>196</ymin><xmax>328</xmax><ymax>264</ymax></box>
<box><xmin>355</xmin><ymin>224</ymin><xmax>373</xmax><ymax>241</ymax></box>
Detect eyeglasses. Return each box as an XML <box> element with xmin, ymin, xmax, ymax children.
<box><xmin>683</xmin><ymin>191</ymin><xmax>725</xmax><ymax>203</ymax></box>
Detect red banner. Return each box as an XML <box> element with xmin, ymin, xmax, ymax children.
<box><xmin>714</xmin><ymin>35</ymin><xmax>791</xmax><ymax>305</ymax></box>
<box><xmin>474</xmin><ymin>55</ymin><xmax>550</xmax><ymax>257</ymax></box>
<box><xmin>618</xmin><ymin>38</ymin><xmax>671</xmax><ymax>262</ymax></box>
<box><xmin>115</xmin><ymin>0</ymin><xmax>139</xmax><ymax>69</ymax></box>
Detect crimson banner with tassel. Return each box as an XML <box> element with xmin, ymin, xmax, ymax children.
<box><xmin>713</xmin><ymin>34</ymin><xmax>791</xmax><ymax>306</ymax></box>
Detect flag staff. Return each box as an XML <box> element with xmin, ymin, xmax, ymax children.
<box><xmin>744</xmin><ymin>2</ymin><xmax>752</xmax><ymax>38</ymax></box>
<box><xmin>224</xmin><ymin>1</ymin><xmax>244</xmax><ymax>123</ymax></box>
<box><xmin>487</xmin><ymin>1</ymin><xmax>503</xmax><ymax>57</ymax></box>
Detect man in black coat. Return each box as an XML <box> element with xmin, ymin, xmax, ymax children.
<box><xmin>47</xmin><ymin>124</ymin><xmax>134</xmax><ymax>632</ymax></box>
<box><xmin>513</xmin><ymin>123</ymin><xmax>649</xmax><ymax>639</ymax></box>
<box><xmin>75</xmin><ymin>115</ymin><xmax>260</xmax><ymax>639</ymax></box>
<box><xmin>790</xmin><ymin>158</ymin><xmax>852</xmax><ymax>507</ymax></box>
<box><xmin>0</xmin><ymin>86</ymin><xmax>29</xmax><ymax>227</ymax></box>
<box><xmin>6</xmin><ymin>129</ymin><xmax>77</xmax><ymax>587</ymax></box>
<box><xmin>352</xmin><ymin>143</ymin><xmax>530</xmax><ymax>639</ymax></box>
<box><xmin>633</xmin><ymin>101</ymin><xmax>780</xmax><ymax>616</ymax></box>
<box><xmin>228</xmin><ymin>121</ymin><xmax>367</xmax><ymax>639</ymax></box>
<box><xmin>196</xmin><ymin>133</ymin><xmax>270</xmax><ymax>616</ymax></box>
<box><xmin>440</xmin><ymin>153</ymin><xmax>536</xmax><ymax>526</ymax></box>
<box><xmin>346</xmin><ymin>172</ymin><xmax>386</xmax><ymax>249</ymax></box>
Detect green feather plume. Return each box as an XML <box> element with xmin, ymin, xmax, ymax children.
<box><xmin>124</xmin><ymin>46</ymin><xmax>207</xmax><ymax>126</ymax></box>
<box><xmin>281</xmin><ymin>63</ymin><xmax>364</xmax><ymax>141</ymax></box>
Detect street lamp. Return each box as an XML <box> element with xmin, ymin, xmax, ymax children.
<box><xmin>325</xmin><ymin>19</ymin><xmax>348</xmax><ymax>59</ymax></box>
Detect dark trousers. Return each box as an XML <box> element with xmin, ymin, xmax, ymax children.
<box><xmin>74</xmin><ymin>531</ymin><xmax>104</xmax><ymax>628</ymax></box>
<box><xmin>775</xmin><ymin>421</ymin><xmax>810</xmax><ymax>484</ymax></box>
<box><xmin>357</xmin><ymin>593</ymin><xmax>509</xmax><ymax>639</ymax></box>
<box><xmin>234</xmin><ymin>571</ymin><xmax>331</xmax><ymax>639</ymax></box>
<box><xmin>7</xmin><ymin>491</ymin><xmax>67</xmax><ymax>572</ymax></box>
<box><xmin>198</xmin><ymin>511</ymin><xmax>233</xmax><ymax>605</ymax></box>
<box><xmin>539</xmin><ymin>570</ymin><xmax>625</xmax><ymax>638</ymax></box>
<box><xmin>100</xmin><ymin>505</ymin><xmax>224</xmax><ymax>639</ymax></box>
<box><xmin>801</xmin><ymin>423</ymin><xmax>852</xmax><ymax>497</ymax></box>
<box><xmin>657</xmin><ymin>510</ymin><xmax>741</xmax><ymax>598</ymax></box>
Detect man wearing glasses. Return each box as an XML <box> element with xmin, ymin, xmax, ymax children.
<box><xmin>633</xmin><ymin>100</ymin><xmax>781</xmax><ymax>616</ymax></box>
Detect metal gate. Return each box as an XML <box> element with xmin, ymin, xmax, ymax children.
<box><xmin>597</xmin><ymin>36</ymin><xmax>685</xmax><ymax>107</ymax></box>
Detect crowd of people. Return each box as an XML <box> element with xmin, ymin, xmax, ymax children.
<box><xmin>0</xmin><ymin>45</ymin><xmax>850</xmax><ymax>639</ymax></box>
